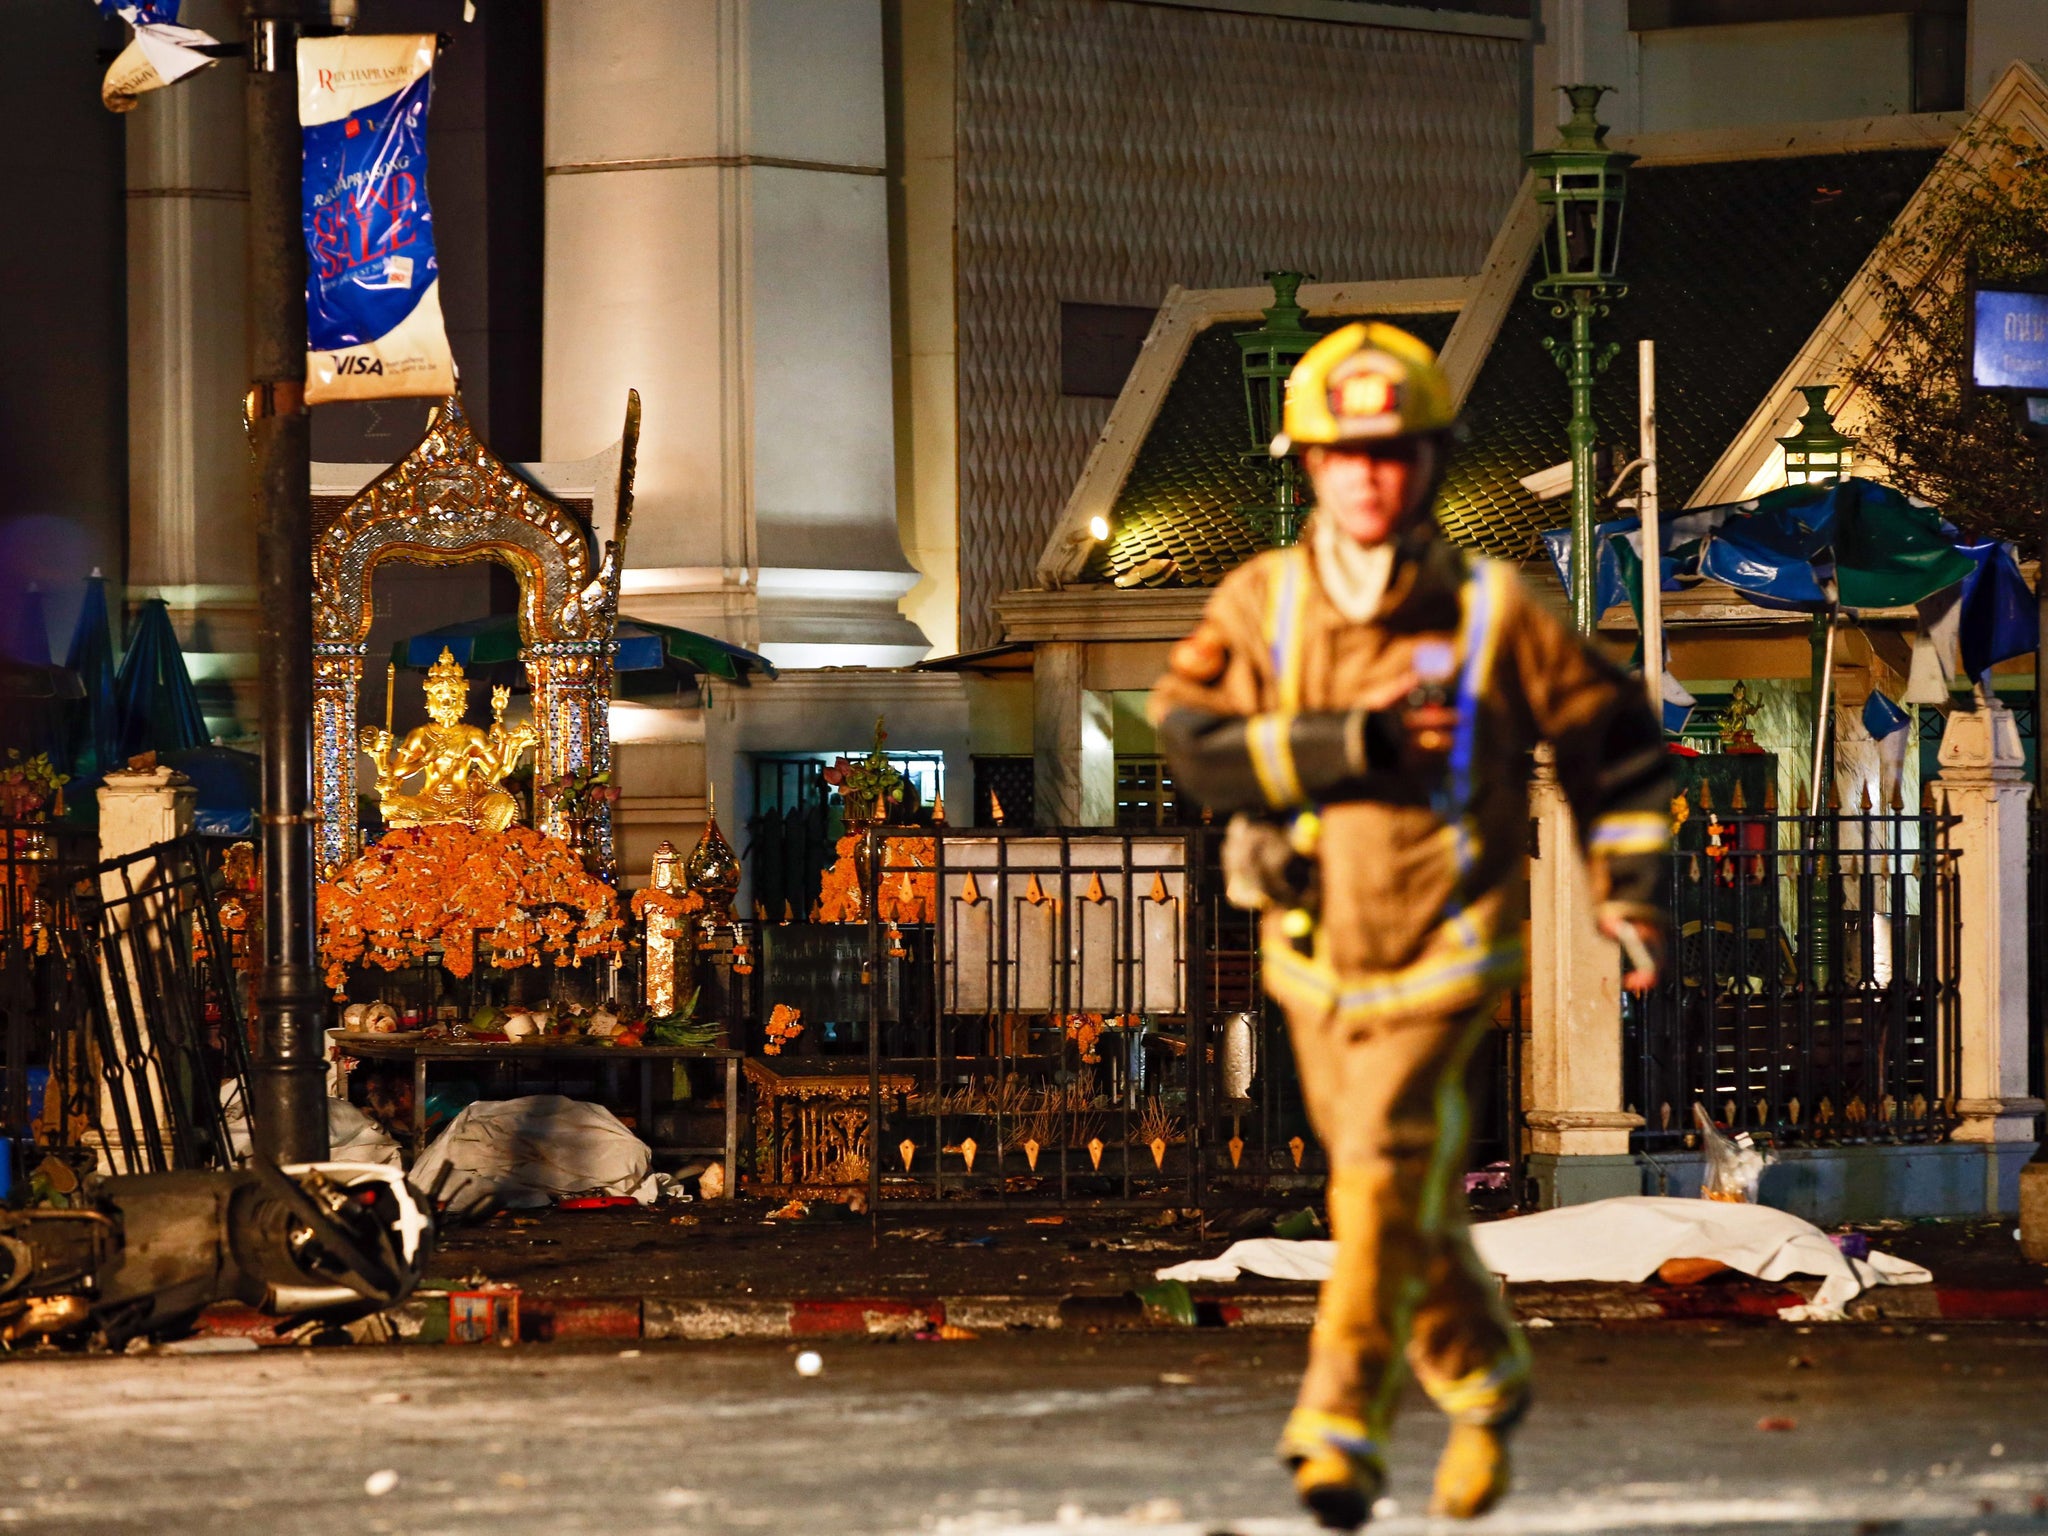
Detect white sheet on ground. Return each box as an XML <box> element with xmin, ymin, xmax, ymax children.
<box><xmin>220</xmin><ymin>1084</ymin><xmax>402</xmax><ymax>1168</ymax></box>
<box><xmin>1155</xmin><ymin>1196</ymin><xmax>1931</xmax><ymax>1321</ymax></box>
<box><xmin>409</xmin><ymin>1094</ymin><xmax>657</xmax><ymax>1213</ymax></box>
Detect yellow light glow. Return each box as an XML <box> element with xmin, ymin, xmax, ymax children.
<box><xmin>1088</xmin><ymin>515</ymin><xmax>1110</xmax><ymax>541</ymax></box>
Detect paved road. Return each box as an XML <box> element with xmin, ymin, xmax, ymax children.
<box><xmin>1</xmin><ymin>1324</ymin><xmax>2043</xmax><ymax>1534</ymax></box>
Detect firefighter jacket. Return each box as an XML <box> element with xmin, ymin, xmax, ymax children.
<box><xmin>1151</xmin><ymin>529</ymin><xmax>1671</xmax><ymax>1029</ymax></box>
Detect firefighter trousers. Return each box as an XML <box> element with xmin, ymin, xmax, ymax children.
<box><xmin>1283</xmin><ymin>992</ymin><xmax>1529</xmax><ymax>1439</ymax></box>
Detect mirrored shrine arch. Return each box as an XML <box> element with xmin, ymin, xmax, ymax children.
<box><xmin>310</xmin><ymin>391</ymin><xmax>640</xmax><ymax>876</ymax></box>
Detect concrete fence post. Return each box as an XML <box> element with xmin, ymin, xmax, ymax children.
<box><xmin>1934</xmin><ymin>701</ymin><xmax>2040</xmax><ymax>1212</ymax></box>
<box><xmin>1524</xmin><ymin>744</ymin><xmax>1643</xmax><ymax>1205</ymax></box>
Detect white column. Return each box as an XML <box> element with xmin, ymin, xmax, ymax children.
<box><xmin>1528</xmin><ymin>0</ymin><xmax>1637</xmax><ymax>144</ymax></box>
<box><xmin>543</xmin><ymin>0</ymin><xmax>926</xmax><ymax>667</ymax></box>
<box><xmin>1032</xmin><ymin>641</ymin><xmax>1114</xmax><ymax>829</ymax></box>
<box><xmin>1524</xmin><ymin>745</ymin><xmax>1642</xmax><ymax>1203</ymax></box>
<box><xmin>1935</xmin><ymin>703</ymin><xmax>2042</xmax><ymax>1148</ymax></box>
<box><xmin>124</xmin><ymin>0</ymin><xmax>256</xmax><ymax>738</ymax></box>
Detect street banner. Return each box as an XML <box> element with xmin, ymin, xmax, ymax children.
<box><xmin>298</xmin><ymin>34</ymin><xmax>457</xmax><ymax>404</ymax></box>
<box><xmin>95</xmin><ymin>0</ymin><xmax>220</xmax><ymax>113</ymax></box>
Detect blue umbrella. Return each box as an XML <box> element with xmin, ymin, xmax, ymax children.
<box><xmin>114</xmin><ymin>598</ymin><xmax>208</xmax><ymax>759</ymax></box>
<box><xmin>1693</xmin><ymin>479</ymin><xmax>1976</xmax><ymax>613</ymax></box>
<box><xmin>65</xmin><ymin>572</ymin><xmax>118</xmax><ymax>779</ymax></box>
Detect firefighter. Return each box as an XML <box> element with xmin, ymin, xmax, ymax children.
<box><xmin>1152</xmin><ymin>322</ymin><xmax>1670</xmax><ymax>1529</ymax></box>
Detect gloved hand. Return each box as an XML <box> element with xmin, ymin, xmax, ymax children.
<box><xmin>1598</xmin><ymin>903</ymin><xmax>1665</xmax><ymax>993</ymax></box>
<box><xmin>1221</xmin><ymin>814</ymin><xmax>1316</xmax><ymax>914</ymax></box>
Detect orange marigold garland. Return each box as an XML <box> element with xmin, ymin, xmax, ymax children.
<box><xmin>814</xmin><ymin>835</ymin><xmax>936</xmax><ymax>924</ymax></box>
<box><xmin>764</xmin><ymin>1003</ymin><xmax>804</xmax><ymax>1055</ymax></box>
<box><xmin>317</xmin><ymin>824</ymin><xmax>623</xmax><ymax>994</ymax></box>
<box><xmin>630</xmin><ymin>884</ymin><xmax>706</xmax><ymax>926</ymax></box>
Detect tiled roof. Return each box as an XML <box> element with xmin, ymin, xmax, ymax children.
<box><xmin>1439</xmin><ymin>147</ymin><xmax>1940</xmax><ymax>557</ymax></box>
<box><xmin>1094</xmin><ymin>312</ymin><xmax>1458</xmax><ymax>587</ymax></box>
<box><xmin>1088</xmin><ymin>147</ymin><xmax>1939</xmax><ymax>587</ymax></box>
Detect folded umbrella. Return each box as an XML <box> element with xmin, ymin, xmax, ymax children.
<box><xmin>114</xmin><ymin>598</ymin><xmax>208</xmax><ymax>759</ymax></box>
<box><xmin>66</xmin><ymin>572</ymin><xmax>119</xmax><ymax>780</ymax></box>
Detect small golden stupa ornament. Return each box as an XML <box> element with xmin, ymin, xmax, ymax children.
<box><xmin>685</xmin><ymin>783</ymin><xmax>743</xmax><ymax>917</ymax></box>
<box><xmin>360</xmin><ymin>646</ymin><xmax>535</xmax><ymax>831</ymax></box>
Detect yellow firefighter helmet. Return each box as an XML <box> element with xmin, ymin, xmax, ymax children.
<box><xmin>1273</xmin><ymin>321</ymin><xmax>1456</xmax><ymax>454</ymax></box>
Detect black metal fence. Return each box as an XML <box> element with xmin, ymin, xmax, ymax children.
<box><xmin>1624</xmin><ymin>796</ymin><xmax>1962</xmax><ymax>1150</ymax></box>
<box><xmin>739</xmin><ymin>826</ymin><xmax>1522</xmax><ymax>1206</ymax></box>
<box><xmin>1</xmin><ymin>825</ymin><xmax>249</xmax><ymax>1177</ymax></box>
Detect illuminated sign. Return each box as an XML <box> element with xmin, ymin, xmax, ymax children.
<box><xmin>1970</xmin><ymin>285</ymin><xmax>2048</xmax><ymax>393</ymax></box>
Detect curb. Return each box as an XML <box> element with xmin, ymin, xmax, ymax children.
<box><xmin>188</xmin><ymin>1282</ymin><xmax>2048</xmax><ymax>1346</ymax></box>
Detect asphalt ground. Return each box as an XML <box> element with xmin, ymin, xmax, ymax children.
<box><xmin>2</xmin><ymin>1322</ymin><xmax>2044</xmax><ymax>1534</ymax></box>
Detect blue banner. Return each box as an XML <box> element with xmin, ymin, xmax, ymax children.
<box><xmin>97</xmin><ymin>0</ymin><xmax>180</xmax><ymax>21</ymax></box>
<box><xmin>298</xmin><ymin>35</ymin><xmax>456</xmax><ymax>403</ymax></box>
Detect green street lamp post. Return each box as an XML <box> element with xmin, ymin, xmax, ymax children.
<box><xmin>1237</xmin><ymin>270</ymin><xmax>1319</xmax><ymax>547</ymax></box>
<box><xmin>1528</xmin><ymin>85</ymin><xmax>1636</xmax><ymax>634</ymax></box>
<box><xmin>1778</xmin><ymin>385</ymin><xmax>1854</xmax><ymax>817</ymax></box>
<box><xmin>1777</xmin><ymin>384</ymin><xmax>1854</xmax><ymax>485</ymax></box>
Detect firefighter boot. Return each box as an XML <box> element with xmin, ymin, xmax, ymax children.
<box><xmin>1427</xmin><ymin>1386</ymin><xmax>1528</xmax><ymax>1519</ymax></box>
<box><xmin>1277</xmin><ymin>1407</ymin><xmax>1385</xmax><ymax>1531</ymax></box>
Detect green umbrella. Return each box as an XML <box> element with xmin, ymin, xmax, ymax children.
<box><xmin>391</xmin><ymin>614</ymin><xmax>776</xmax><ymax>690</ymax></box>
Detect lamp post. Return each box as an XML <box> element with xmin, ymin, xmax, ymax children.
<box><xmin>1236</xmin><ymin>271</ymin><xmax>1319</xmax><ymax>548</ymax></box>
<box><xmin>1777</xmin><ymin>385</ymin><xmax>1854</xmax><ymax>815</ymax></box>
<box><xmin>1777</xmin><ymin>384</ymin><xmax>1854</xmax><ymax>485</ymax></box>
<box><xmin>1528</xmin><ymin>86</ymin><xmax>1636</xmax><ymax>635</ymax></box>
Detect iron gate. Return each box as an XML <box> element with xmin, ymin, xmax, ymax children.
<box><xmin>743</xmin><ymin>826</ymin><xmax>1522</xmax><ymax>1206</ymax></box>
<box><xmin>1</xmin><ymin>825</ymin><xmax>249</xmax><ymax>1176</ymax></box>
<box><xmin>1625</xmin><ymin>795</ymin><xmax>1962</xmax><ymax>1149</ymax></box>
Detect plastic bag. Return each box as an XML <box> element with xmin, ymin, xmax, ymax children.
<box><xmin>1694</xmin><ymin>1102</ymin><xmax>1769</xmax><ymax>1202</ymax></box>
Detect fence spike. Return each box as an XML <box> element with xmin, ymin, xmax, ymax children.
<box><xmin>1731</xmin><ymin>780</ymin><xmax>1747</xmax><ymax>811</ymax></box>
<box><xmin>899</xmin><ymin>1138</ymin><xmax>915</xmax><ymax>1172</ymax></box>
<box><xmin>1846</xmin><ymin>1094</ymin><xmax>1867</xmax><ymax>1124</ymax></box>
<box><xmin>1150</xmin><ymin>872</ymin><xmax>1171</xmax><ymax>905</ymax></box>
<box><xmin>1088</xmin><ymin>1136</ymin><xmax>1105</xmax><ymax>1171</ymax></box>
<box><xmin>1858</xmin><ymin>781</ymin><xmax>1872</xmax><ymax>812</ymax></box>
<box><xmin>1082</xmin><ymin>870</ymin><xmax>1107</xmax><ymax>905</ymax></box>
<box><xmin>1024</xmin><ymin>873</ymin><xmax>1046</xmax><ymax>906</ymax></box>
<box><xmin>959</xmin><ymin>871</ymin><xmax>982</xmax><ymax>907</ymax></box>
<box><xmin>1023</xmin><ymin>1137</ymin><xmax>1040</xmax><ymax>1172</ymax></box>
<box><xmin>1149</xmin><ymin>1135</ymin><xmax>1167</xmax><ymax>1171</ymax></box>
<box><xmin>1788</xmin><ymin>1096</ymin><xmax>1801</xmax><ymax>1126</ymax></box>
<box><xmin>1816</xmin><ymin>1096</ymin><xmax>1835</xmax><ymax>1125</ymax></box>
<box><xmin>1288</xmin><ymin>1135</ymin><xmax>1305</xmax><ymax>1170</ymax></box>
<box><xmin>1228</xmin><ymin>1134</ymin><xmax>1245</xmax><ymax>1169</ymax></box>
<box><xmin>1880</xmin><ymin>1094</ymin><xmax>1898</xmax><ymax>1123</ymax></box>
<box><xmin>1723</xmin><ymin>1098</ymin><xmax>1735</xmax><ymax>1126</ymax></box>
<box><xmin>960</xmin><ymin>1136</ymin><xmax>978</xmax><ymax>1173</ymax></box>
<box><xmin>1910</xmin><ymin>1092</ymin><xmax>1928</xmax><ymax>1122</ymax></box>
<box><xmin>1699</xmin><ymin>781</ymin><xmax>1715</xmax><ymax>811</ymax></box>
<box><xmin>1659</xmin><ymin>1101</ymin><xmax>1672</xmax><ymax>1131</ymax></box>
<box><xmin>1764</xmin><ymin>776</ymin><xmax>1777</xmax><ymax>811</ymax></box>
